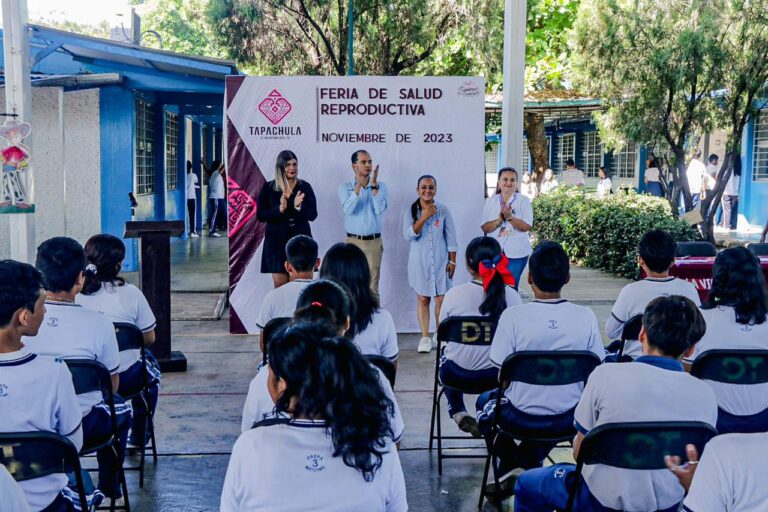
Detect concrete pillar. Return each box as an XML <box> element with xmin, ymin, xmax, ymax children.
<box><xmin>500</xmin><ymin>0</ymin><xmax>527</xmax><ymax>171</ymax></box>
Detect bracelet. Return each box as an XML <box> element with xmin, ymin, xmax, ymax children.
<box><xmin>447</xmin><ymin>261</ymin><xmax>456</xmax><ymax>267</ymax></box>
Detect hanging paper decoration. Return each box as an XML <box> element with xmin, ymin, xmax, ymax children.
<box><xmin>0</xmin><ymin>118</ymin><xmax>34</xmax><ymax>214</ymax></box>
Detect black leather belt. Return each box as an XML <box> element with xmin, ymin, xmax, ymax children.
<box><xmin>347</xmin><ymin>233</ymin><xmax>381</xmax><ymax>241</ymax></box>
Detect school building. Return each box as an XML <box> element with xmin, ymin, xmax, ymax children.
<box><xmin>0</xmin><ymin>24</ymin><xmax>237</xmax><ymax>269</ymax></box>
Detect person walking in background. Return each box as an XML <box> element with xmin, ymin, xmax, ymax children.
<box><xmin>207</xmin><ymin>161</ymin><xmax>225</xmax><ymax>237</ymax></box>
<box><xmin>704</xmin><ymin>154</ymin><xmax>719</xmax><ymax>198</ymax></box>
<box><xmin>338</xmin><ymin>149</ymin><xmax>388</xmax><ymax>296</ymax></box>
<box><xmin>540</xmin><ymin>168</ymin><xmax>559</xmax><ymax>195</ymax></box>
<box><xmin>644</xmin><ymin>157</ymin><xmax>664</xmax><ymax>197</ymax></box>
<box><xmin>596</xmin><ymin>166</ymin><xmax>613</xmax><ymax>199</ymax></box>
<box><xmin>721</xmin><ymin>158</ymin><xmax>740</xmax><ymax>231</ymax></box>
<box><xmin>186</xmin><ymin>161</ymin><xmax>200</xmax><ymax>238</ymax></box>
<box><xmin>521</xmin><ymin>171</ymin><xmax>538</xmax><ymax>201</ymax></box>
<box><xmin>685</xmin><ymin>149</ymin><xmax>706</xmax><ymax>208</ymax></box>
<box><xmin>403</xmin><ymin>175</ymin><xmax>458</xmax><ymax>354</ymax></box>
<box><xmin>481</xmin><ymin>167</ymin><xmax>533</xmax><ymax>289</ymax></box>
<box><xmin>257</xmin><ymin>150</ymin><xmax>318</xmax><ymax>289</ymax></box>
<box><xmin>562</xmin><ymin>158</ymin><xmax>586</xmax><ymax>187</ymax></box>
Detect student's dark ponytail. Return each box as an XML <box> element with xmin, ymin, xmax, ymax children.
<box><xmin>466</xmin><ymin>237</ymin><xmax>507</xmax><ymax>318</ymax></box>
<box><xmin>294</xmin><ymin>279</ymin><xmax>353</xmax><ymax>335</ymax></box>
<box><xmin>81</xmin><ymin>234</ymin><xmax>126</xmax><ymax>296</ymax></box>
<box><xmin>269</xmin><ymin>322</ymin><xmax>394</xmax><ymax>481</ymax></box>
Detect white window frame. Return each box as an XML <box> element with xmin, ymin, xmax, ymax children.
<box><xmin>582</xmin><ymin>131</ymin><xmax>603</xmax><ymax>178</ymax></box>
<box><xmin>556</xmin><ymin>132</ymin><xmax>576</xmax><ymax>174</ymax></box>
<box><xmin>753</xmin><ymin>111</ymin><xmax>768</xmax><ymax>181</ymax></box>
<box><xmin>612</xmin><ymin>141</ymin><xmax>639</xmax><ymax>180</ymax></box>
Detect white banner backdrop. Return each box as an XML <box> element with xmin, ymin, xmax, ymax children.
<box><xmin>227</xmin><ymin>76</ymin><xmax>486</xmax><ymax>333</ymax></box>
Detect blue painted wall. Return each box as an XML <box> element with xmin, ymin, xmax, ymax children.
<box><xmin>741</xmin><ymin>118</ymin><xmax>768</xmax><ymax>226</ymax></box>
<box><xmin>191</xmin><ymin>121</ymin><xmax>203</xmax><ymax>229</ymax></box>
<box><xmin>163</xmin><ymin>105</ymin><xmax>185</xmax><ymax>227</ymax></box>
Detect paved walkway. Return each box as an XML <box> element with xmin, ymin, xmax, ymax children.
<box><xmin>123</xmin><ymin>236</ymin><xmax>630</xmax><ymax>511</ymax></box>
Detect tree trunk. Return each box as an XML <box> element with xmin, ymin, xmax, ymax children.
<box><xmin>669</xmin><ymin>147</ymin><xmax>692</xmax><ymax>215</ymax></box>
<box><xmin>524</xmin><ymin>112</ymin><xmax>549</xmax><ymax>189</ymax></box>
<box><xmin>700</xmin><ymin>151</ymin><xmax>739</xmax><ymax>244</ymax></box>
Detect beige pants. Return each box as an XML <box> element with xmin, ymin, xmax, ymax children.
<box><xmin>347</xmin><ymin>236</ymin><xmax>383</xmax><ymax>296</ymax></box>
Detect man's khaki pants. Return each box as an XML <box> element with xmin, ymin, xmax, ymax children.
<box><xmin>346</xmin><ymin>236</ymin><xmax>383</xmax><ymax>296</ymax></box>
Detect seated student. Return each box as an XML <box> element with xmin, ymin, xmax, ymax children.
<box><xmin>606</xmin><ymin>229</ymin><xmax>700</xmax><ymax>359</ymax></box>
<box><xmin>666</xmin><ymin>433</ymin><xmax>768</xmax><ymax>512</ymax></box>
<box><xmin>22</xmin><ymin>237</ymin><xmax>130</xmax><ymax>502</ymax></box>
<box><xmin>475</xmin><ymin>241</ymin><xmax>605</xmax><ymax>496</ymax></box>
<box><xmin>76</xmin><ymin>234</ymin><xmax>160</xmax><ymax>448</ymax></box>
<box><xmin>438</xmin><ymin>237</ymin><xmax>522</xmax><ymax>437</ymax></box>
<box><xmin>255</xmin><ymin>235</ymin><xmax>319</xmax><ymax>330</ymax></box>
<box><xmin>514</xmin><ymin>296</ymin><xmax>718</xmax><ymax>512</ymax></box>
<box><xmin>241</xmin><ymin>280</ymin><xmax>405</xmax><ymax>443</ymax></box>
<box><xmin>0</xmin><ymin>260</ymin><xmax>86</xmax><ymax>512</ymax></box>
<box><xmin>222</xmin><ymin>323</ymin><xmax>407</xmax><ymax>512</ymax></box>
<box><xmin>683</xmin><ymin>247</ymin><xmax>768</xmax><ymax>433</ymax></box>
<box><xmin>320</xmin><ymin>243</ymin><xmax>398</xmax><ymax>362</ymax></box>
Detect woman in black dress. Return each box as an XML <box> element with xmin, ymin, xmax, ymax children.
<box><xmin>257</xmin><ymin>150</ymin><xmax>318</xmax><ymax>288</ymax></box>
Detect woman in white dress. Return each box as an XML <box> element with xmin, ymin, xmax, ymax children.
<box><xmin>596</xmin><ymin>166</ymin><xmax>613</xmax><ymax>199</ymax></box>
<box><xmin>481</xmin><ymin>167</ymin><xmax>533</xmax><ymax>289</ymax></box>
<box><xmin>539</xmin><ymin>168</ymin><xmax>559</xmax><ymax>195</ymax></box>
<box><xmin>521</xmin><ymin>172</ymin><xmax>538</xmax><ymax>201</ymax></box>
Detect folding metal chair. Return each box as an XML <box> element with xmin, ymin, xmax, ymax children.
<box><xmin>366</xmin><ymin>354</ymin><xmax>397</xmax><ymax>388</ymax></box>
<box><xmin>113</xmin><ymin>322</ymin><xmax>159</xmax><ymax>487</ymax></box>
<box><xmin>0</xmin><ymin>431</ymin><xmax>91</xmax><ymax>511</ymax></box>
<box><xmin>747</xmin><ymin>243</ymin><xmax>768</xmax><ymax>256</ymax></box>
<box><xmin>261</xmin><ymin>317</ymin><xmax>291</xmax><ymax>364</ymax></box>
<box><xmin>428</xmin><ymin>316</ymin><xmax>498</xmax><ymax>476</ymax></box>
<box><xmin>478</xmin><ymin>351</ymin><xmax>602</xmax><ymax>510</ymax></box>
<box><xmin>564</xmin><ymin>421</ymin><xmax>717</xmax><ymax>512</ymax></box>
<box><xmin>675</xmin><ymin>241</ymin><xmax>717</xmax><ymax>257</ymax></box>
<box><xmin>611</xmin><ymin>314</ymin><xmax>643</xmax><ymax>362</ymax></box>
<box><xmin>64</xmin><ymin>359</ymin><xmax>130</xmax><ymax>512</ymax></box>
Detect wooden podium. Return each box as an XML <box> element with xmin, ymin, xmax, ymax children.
<box><xmin>125</xmin><ymin>220</ymin><xmax>187</xmax><ymax>372</ymax></box>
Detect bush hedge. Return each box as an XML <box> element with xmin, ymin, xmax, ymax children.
<box><xmin>532</xmin><ymin>188</ymin><xmax>699</xmax><ymax>279</ymax></box>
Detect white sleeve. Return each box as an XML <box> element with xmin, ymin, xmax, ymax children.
<box><xmin>438</xmin><ymin>291</ymin><xmax>456</xmax><ymax>322</ymax></box>
<box><xmin>240</xmin><ymin>370</ymin><xmax>274</xmax><ymax>433</ymax></box>
<box><xmin>519</xmin><ymin>195</ymin><xmax>534</xmax><ymax>225</ymax></box>
<box><xmin>682</xmin><ymin>438</ymin><xmax>729</xmax><ymax>512</ymax></box>
<box><xmin>377</xmin><ymin>369</ymin><xmax>404</xmax><ymax>443</ymax></box>
<box><xmin>385</xmin><ymin>448</ymin><xmax>409</xmax><ymax>512</ymax></box>
<box><xmin>98</xmin><ymin>319</ymin><xmax>121</xmax><ymax>375</ymax></box>
<box><xmin>131</xmin><ymin>286</ymin><xmax>157</xmax><ymax>332</ymax></box>
<box><xmin>505</xmin><ymin>288</ymin><xmax>523</xmax><ymax>308</ymax></box>
<box><xmin>56</xmin><ymin>362</ymin><xmax>84</xmax><ymax>451</ymax></box>
<box><xmin>490</xmin><ymin>310</ymin><xmax>514</xmax><ymax>368</ymax></box>
<box><xmin>587</xmin><ymin>311</ymin><xmax>606</xmax><ymax>361</ymax></box>
<box><xmin>482</xmin><ymin>196</ymin><xmax>499</xmax><ymax>224</ymax></box>
<box><xmin>220</xmin><ymin>437</ymin><xmax>245</xmax><ymax>512</ymax></box>
<box><xmin>574</xmin><ymin>368</ymin><xmax>602</xmax><ymax>434</ymax></box>
<box><xmin>255</xmin><ymin>292</ymin><xmax>275</xmax><ymax>330</ymax></box>
<box><xmin>683</xmin><ymin>281</ymin><xmax>702</xmax><ymax>306</ymax></box>
<box><xmin>606</xmin><ymin>286</ymin><xmax>631</xmax><ymax>340</ymax></box>
<box><xmin>0</xmin><ymin>465</ymin><xmax>30</xmax><ymax>512</ymax></box>
<box><xmin>380</xmin><ymin>311</ymin><xmax>399</xmax><ymax>360</ymax></box>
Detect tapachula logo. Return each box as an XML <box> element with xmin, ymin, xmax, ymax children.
<box><xmin>258</xmin><ymin>89</ymin><xmax>292</xmax><ymax>125</ymax></box>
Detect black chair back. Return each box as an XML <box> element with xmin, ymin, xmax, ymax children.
<box><xmin>498</xmin><ymin>351</ymin><xmax>602</xmax><ymax>387</ymax></box>
<box><xmin>622</xmin><ymin>314</ymin><xmax>643</xmax><ymax>341</ymax></box>
<box><xmin>114</xmin><ymin>322</ymin><xmax>144</xmax><ymax>352</ymax></box>
<box><xmin>64</xmin><ymin>359</ymin><xmax>113</xmax><ymax>398</ymax></box>
<box><xmin>0</xmin><ymin>432</ymin><xmax>89</xmax><ymax>509</ymax></box>
<box><xmin>691</xmin><ymin>349</ymin><xmax>768</xmax><ymax>385</ymax></box>
<box><xmin>436</xmin><ymin>316</ymin><xmax>497</xmax><ymax>346</ymax></box>
<box><xmin>261</xmin><ymin>317</ymin><xmax>291</xmax><ymax>364</ymax></box>
<box><xmin>675</xmin><ymin>241</ymin><xmax>717</xmax><ymax>257</ymax></box>
<box><xmin>747</xmin><ymin>243</ymin><xmax>768</xmax><ymax>256</ymax></box>
<box><xmin>366</xmin><ymin>355</ymin><xmax>397</xmax><ymax>387</ymax></box>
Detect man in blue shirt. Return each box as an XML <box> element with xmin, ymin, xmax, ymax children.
<box><xmin>338</xmin><ymin>150</ymin><xmax>388</xmax><ymax>295</ymax></box>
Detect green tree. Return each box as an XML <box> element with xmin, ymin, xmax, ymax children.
<box><xmin>206</xmin><ymin>0</ymin><xmax>458</xmax><ymax>76</ymax></box>
<box><xmin>572</xmin><ymin>0</ymin><xmax>726</xmax><ymax>214</ymax></box>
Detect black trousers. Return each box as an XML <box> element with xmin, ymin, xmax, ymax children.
<box><xmin>187</xmin><ymin>198</ymin><xmax>196</xmax><ymax>233</ymax></box>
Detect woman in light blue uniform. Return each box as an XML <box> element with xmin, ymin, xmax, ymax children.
<box><xmin>403</xmin><ymin>175</ymin><xmax>458</xmax><ymax>353</ymax></box>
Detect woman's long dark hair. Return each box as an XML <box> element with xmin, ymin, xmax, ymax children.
<box><xmin>410</xmin><ymin>175</ymin><xmax>436</xmax><ymax>222</ymax></box>
<box><xmin>269</xmin><ymin>322</ymin><xmax>394</xmax><ymax>481</ymax></box>
<box><xmin>705</xmin><ymin>246</ymin><xmax>768</xmax><ymax>325</ymax></box>
<box><xmin>466</xmin><ymin>237</ymin><xmax>508</xmax><ymax>318</ymax></box>
<box><xmin>320</xmin><ymin>243</ymin><xmax>378</xmax><ymax>336</ymax></box>
<box><xmin>294</xmin><ymin>279</ymin><xmax>353</xmax><ymax>335</ymax></box>
<box><xmin>81</xmin><ymin>234</ymin><xmax>126</xmax><ymax>295</ymax></box>
<box><xmin>494</xmin><ymin>167</ymin><xmax>518</xmax><ymax>194</ymax></box>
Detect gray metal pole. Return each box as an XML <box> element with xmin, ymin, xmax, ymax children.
<box><xmin>347</xmin><ymin>0</ymin><xmax>355</xmax><ymax>75</ymax></box>
<box><xmin>501</xmin><ymin>0</ymin><xmax>527</xmax><ymax>170</ymax></box>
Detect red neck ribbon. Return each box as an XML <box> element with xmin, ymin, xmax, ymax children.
<box><xmin>478</xmin><ymin>254</ymin><xmax>516</xmax><ymax>290</ymax></box>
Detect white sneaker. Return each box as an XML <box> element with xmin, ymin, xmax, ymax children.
<box><xmin>190</xmin><ymin>232</ymin><xmax>199</xmax><ymax>238</ymax></box>
<box><xmin>417</xmin><ymin>336</ymin><xmax>432</xmax><ymax>353</ymax></box>
<box><xmin>209</xmin><ymin>232</ymin><xmax>222</xmax><ymax>238</ymax></box>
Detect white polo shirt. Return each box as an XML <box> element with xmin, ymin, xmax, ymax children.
<box><xmin>562</xmin><ymin>168</ymin><xmax>586</xmax><ymax>186</ymax></box>
<box><xmin>76</xmin><ymin>282</ymin><xmax>156</xmax><ymax>372</ymax></box>
<box><xmin>241</xmin><ymin>365</ymin><xmax>405</xmax><ymax>443</ymax></box>
<box><xmin>575</xmin><ymin>357</ymin><xmax>718</xmax><ymax>511</ymax></box>
<box><xmin>209</xmin><ymin>171</ymin><xmax>225</xmax><ymax>199</ymax></box>
<box><xmin>255</xmin><ymin>279</ymin><xmax>313</xmax><ymax>330</ymax></box>
<box><xmin>186</xmin><ymin>172</ymin><xmax>198</xmax><ymax>199</ymax></box>
<box><xmin>0</xmin><ymin>350</ymin><xmax>83</xmax><ymax>511</ymax></box>
<box><xmin>22</xmin><ymin>301</ymin><xmax>121</xmax><ymax>415</ymax></box>
<box><xmin>724</xmin><ymin>172</ymin><xmax>740</xmax><ymax>196</ymax></box>
<box><xmin>352</xmin><ymin>309</ymin><xmax>399</xmax><ymax>360</ymax></box>
<box><xmin>687</xmin><ymin>158</ymin><xmax>706</xmax><ymax>193</ymax></box>
<box><xmin>683</xmin><ymin>433</ymin><xmax>768</xmax><ymax>512</ymax></box>
<box><xmin>439</xmin><ymin>281</ymin><xmax>522</xmax><ymax>371</ymax></box>
<box><xmin>0</xmin><ymin>464</ymin><xmax>30</xmax><ymax>512</ymax></box>
<box><xmin>222</xmin><ymin>419</ymin><xmax>407</xmax><ymax>512</ymax></box>
<box><xmin>683</xmin><ymin>307</ymin><xmax>768</xmax><ymax>416</ymax></box>
<box><xmin>490</xmin><ymin>299</ymin><xmax>605</xmax><ymax>415</ymax></box>
<box><xmin>482</xmin><ymin>193</ymin><xmax>534</xmax><ymax>259</ymax></box>
<box><xmin>606</xmin><ymin>277</ymin><xmax>701</xmax><ymax>358</ymax></box>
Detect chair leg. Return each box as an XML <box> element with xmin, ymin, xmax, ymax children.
<box><xmin>490</xmin><ymin>435</ymin><xmax>503</xmax><ymax>512</ymax></box>
<box><xmin>428</xmin><ymin>357</ymin><xmax>440</xmax><ymax>452</ymax></box>
<box><xmin>478</xmin><ymin>444</ymin><xmax>492</xmax><ymax>510</ymax></box>
<box><xmin>436</xmin><ymin>390</ymin><xmax>443</xmax><ymax>476</ymax></box>
<box><xmin>148</xmin><ymin>410</ymin><xmax>158</xmax><ymax>464</ymax></box>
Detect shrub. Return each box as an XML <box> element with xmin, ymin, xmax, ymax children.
<box><xmin>532</xmin><ymin>188</ymin><xmax>699</xmax><ymax>279</ymax></box>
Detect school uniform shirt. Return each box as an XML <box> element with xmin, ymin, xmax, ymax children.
<box><xmin>0</xmin><ymin>464</ymin><xmax>30</xmax><ymax>512</ymax></box>
<box><xmin>521</xmin><ymin>181</ymin><xmax>537</xmax><ymax>201</ymax></box>
<box><xmin>575</xmin><ymin>357</ymin><xmax>717</xmax><ymax>511</ymax></box>
<box><xmin>221</xmin><ymin>419</ymin><xmax>407</xmax><ymax>512</ymax></box>
<box><xmin>186</xmin><ymin>173</ymin><xmax>198</xmax><ymax>199</ymax></box>
<box><xmin>596</xmin><ymin>178</ymin><xmax>612</xmax><ymax>199</ymax></box>
<box><xmin>540</xmin><ymin>178</ymin><xmax>559</xmax><ymax>195</ymax></box>
<box><xmin>682</xmin><ymin>433</ymin><xmax>768</xmax><ymax>512</ymax></box>
<box><xmin>645</xmin><ymin>167</ymin><xmax>661</xmax><ymax>183</ymax></box>
<box><xmin>0</xmin><ymin>350</ymin><xmax>83</xmax><ymax>511</ymax></box>
<box><xmin>482</xmin><ymin>193</ymin><xmax>534</xmax><ymax>259</ymax></box>
<box><xmin>606</xmin><ymin>277</ymin><xmax>701</xmax><ymax>359</ymax></box>
<box><xmin>489</xmin><ymin>299</ymin><xmax>605</xmax><ymax>415</ymax></box>
<box><xmin>352</xmin><ymin>309</ymin><xmax>399</xmax><ymax>360</ymax></box>
<box><xmin>209</xmin><ymin>172</ymin><xmax>225</xmax><ymax>200</ymax></box>
<box><xmin>683</xmin><ymin>307</ymin><xmax>768</xmax><ymax>416</ymax></box>
<box><xmin>402</xmin><ymin>202</ymin><xmax>458</xmax><ymax>297</ymax></box>
<box><xmin>255</xmin><ymin>279</ymin><xmax>313</xmax><ymax>330</ymax></box>
<box><xmin>76</xmin><ymin>282</ymin><xmax>157</xmax><ymax>372</ymax></box>
<box><xmin>687</xmin><ymin>158</ymin><xmax>706</xmax><ymax>194</ymax></box>
<box><xmin>724</xmin><ymin>171</ymin><xmax>740</xmax><ymax>196</ymax></box>
<box><xmin>241</xmin><ymin>365</ymin><xmax>405</xmax><ymax>442</ymax></box>
<box><xmin>562</xmin><ymin>168</ymin><xmax>586</xmax><ymax>186</ymax></box>
<box><xmin>439</xmin><ymin>281</ymin><xmax>523</xmax><ymax>371</ymax></box>
<box><xmin>22</xmin><ymin>301</ymin><xmax>121</xmax><ymax>415</ymax></box>
<box><xmin>705</xmin><ymin>163</ymin><xmax>718</xmax><ymax>190</ymax></box>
